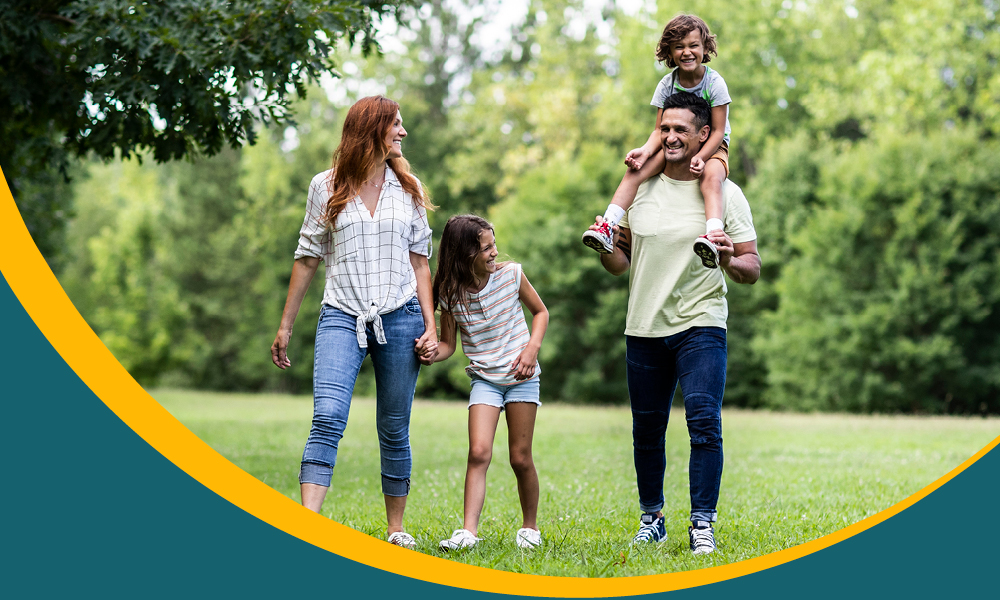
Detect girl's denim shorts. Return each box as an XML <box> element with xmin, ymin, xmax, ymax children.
<box><xmin>468</xmin><ymin>374</ymin><xmax>541</xmax><ymax>411</ymax></box>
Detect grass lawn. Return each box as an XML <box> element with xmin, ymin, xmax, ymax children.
<box><xmin>154</xmin><ymin>389</ymin><xmax>998</xmax><ymax>577</ymax></box>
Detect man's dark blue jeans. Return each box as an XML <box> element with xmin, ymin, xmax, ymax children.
<box><xmin>625</xmin><ymin>326</ymin><xmax>726</xmax><ymax>523</ymax></box>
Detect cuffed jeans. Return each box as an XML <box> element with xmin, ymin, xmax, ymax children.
<box><xmin>299</xmin><ymin>298</ymin><xmax>424</xmax><ymax>496</ymax></box>
<box><xmin>626</xmin><ymin>327</ymin><xmax>726</xmax><ymax>523</ymax></box>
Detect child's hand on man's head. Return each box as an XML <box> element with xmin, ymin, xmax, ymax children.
<box><xmin>690</xmin><ymin>156</ymin><xmax>705</xmax><ymax>177</ymax></box>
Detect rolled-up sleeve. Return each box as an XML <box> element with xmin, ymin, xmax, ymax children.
<box><xmin>409</xmin><ymin>196</ymin><xmax>433</xmax><ymax>258</ymax></box>
<box><xmin>294</xmin><ymin>173</ymin><xmax>331</xmax><ymax>261</ymax></box>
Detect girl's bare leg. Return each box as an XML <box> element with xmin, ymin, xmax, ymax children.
<box><xmin>385</xmin><ymin>494</ymin><xmax>407</xmax><ymax>535</ymax></box>
<box><xmin>463</xmin><ymin>404</ymin><xmax>502</xmax><ymax>534</ymax></box>
<box><xmin>504</xmin><ymin>402</ymin><xmax>539</xmax><ymax>530</ymax></box>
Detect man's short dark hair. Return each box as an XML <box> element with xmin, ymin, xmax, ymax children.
<box><xmin>661</xmin><ymin>92</ymin><xmax>711</xmax><ymax>131</ymax></box>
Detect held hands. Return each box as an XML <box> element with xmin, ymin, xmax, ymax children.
<box><xmin>414</xmin><ymin>328</ymin><xmax>439</xmax><ymax>365</ymax></box>
<box><xmin>625</xmin><ymin>147</ymin><xmax>650</xmax><ymax>171</ymax></box>
<box><xmin>271</xmin><ymin>329</ymin><xmax>292</xmax><ymax>370</ymax></box>
<box><xmin>690</xmin><ymin>156</ymin><xmax>706</xmax><ymax>177</ymax></box>
<box><xmin>510</xmin><ymin>346</ymin><xmax>539</xmax><ymax>381</ymax></box>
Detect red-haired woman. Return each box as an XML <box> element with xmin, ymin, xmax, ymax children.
<box><xmin>271</xmin><ymin>96</ymin><xmax>437</xmax><ymax>549</ymax></box>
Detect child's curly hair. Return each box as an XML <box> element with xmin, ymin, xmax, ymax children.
<box><xmin>655</xmin><ymin>14</ymin><xmax>718</xmax><ymax>68</ymax></box>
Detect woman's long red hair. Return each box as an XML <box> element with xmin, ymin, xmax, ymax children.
<box><xmin>323</xmin><ymin>96</ymin><xmax>433</xmax><ymax>225</ymax></box>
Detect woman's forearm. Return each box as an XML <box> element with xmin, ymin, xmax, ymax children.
<box><xmin>409</xmin><ymin>253</ymin><xmax>436</xmax><ymax>330</ymax></box>
<box><xmin>279</xmin><ymin>257</ymin><xmax>321</xmax><ymax>331</ymax></box>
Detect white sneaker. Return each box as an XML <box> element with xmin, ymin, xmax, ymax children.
<box><xmin>387</xmin><ymin>531</ymin><xmax>417</xmax><ymax>549</ymax></box>
<box><xmin>439</xmin><ymin>528</ymin><xmax>480</xmax><ymax>551</ymax></box>
<box><xmin>515</xmin><ymin>527</ymin><xmax>541</xmax><ymax>548</ymax></box>
<box><xmin>582</xmin><ymin>222</ymin><xmax>615</xmax><ymax>254</ymax></box>
<box><xmin>689</xmin><ymin>523</ymin><xmax>716</xmax><ymax>555</ymax></box>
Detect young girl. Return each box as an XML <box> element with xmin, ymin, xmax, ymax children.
<box><xmin>426</xmin><ymin>214</ymin><xmax>549</xmax><ymax>550</ymax></box>
<box><xmin>582</xmin><ymin>14</ymin><xmax>732</xmax><ymax>269</ymax></box>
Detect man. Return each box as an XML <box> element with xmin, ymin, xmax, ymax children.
<box><xmin>592</xmin><ymin>91</ymin><xmax>760</xmax><ymax>555</ymax></box>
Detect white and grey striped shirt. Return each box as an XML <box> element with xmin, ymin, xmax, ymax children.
<box><xmin>441</xmin><ymin>263</ymin><xmax>540</xmax><ymax>386</ymax></box>
<box><xmin>295</xmin><ymin>167</ymin><xmax>432</xmax><ymax>347</ymax></box>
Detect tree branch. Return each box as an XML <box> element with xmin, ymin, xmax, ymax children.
<box><xmin>37</xmin><ymin>13</ymin><xmax>78</xmax><ymax>26</ymax></box>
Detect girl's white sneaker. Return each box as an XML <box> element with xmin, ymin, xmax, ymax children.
<box><xmin>439</xmin><ymin>528</ymin><xmax>480</xmax><ymax>551</ymax></box>
<box><xmin>515</xmin><ymin>527</ymin><xmax>542</xmax><ymax>549</ymax></box>
<box><xmin>387</xmin><ymin>531</ymin><xmax>417</xmax><ymax>549</ymax></box>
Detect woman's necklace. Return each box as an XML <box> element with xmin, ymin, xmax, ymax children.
<box><xmin>366</xmin><ymin>166</ymin><xmax>386</xmax><ymax>189</ymax></box>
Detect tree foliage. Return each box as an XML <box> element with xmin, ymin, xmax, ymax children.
<box><xmin>2</xmin><ymin>0</ymin><xmax>406</xmax><ymax>258</ymax></box>
<box><xmin>753</xmin><ymin>129</ymin><xmax>1000</xmax><ymax>414</ymax></box>
<box><xmin>60</xmin><ymin>93</ymin><xmax>343</xmax><ymax>391</ymax></box>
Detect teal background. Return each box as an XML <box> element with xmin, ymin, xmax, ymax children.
<box><xmin>1</xmin><ymin>271</ymin><xmax>997</xmax><ymax>599</ymax></box>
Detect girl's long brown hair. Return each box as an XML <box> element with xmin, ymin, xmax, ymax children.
<box><xmin>433</xmin><ymin>214</ymin><xmax>505</xmax><ymax>312</ymax></box>
<box><xmin>323</xmin><ymin>95</ymin><xmax>434</xmax><ymax>226</ymax></box>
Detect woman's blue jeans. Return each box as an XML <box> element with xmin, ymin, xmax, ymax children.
<box><xmin>625</xmin><ymin>327</ymin><xmax>726</xmax><ymax>523</ymax></box>
<box><xmin>299</xmin><ymin>298</ymin><xmax>424</xmax><ymax>496</ymax></box>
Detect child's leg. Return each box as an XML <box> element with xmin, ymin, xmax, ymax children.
<box><xmin>606</xmin><ymin>149</ymin><xmax>667</xmax><ymax>227</ymax></box>
<box><xmin>504</xmin><ymin>402</ymin><xmax>539</xmax><ymax>530</ymax></box>
<box><xmin>699</xmin><ymin>158</ymin><xmax>727</xmax><ymax>233</ymax></box>
<box><xmin>692</xmin><ymin>158</ymin><xmax>727</xmax><ymax>269</ymax></box>
<box><xmin>463</xmin><ymin>404</ymin><xmax>502</xmax><ymax>534</ymax></box>
<box><xmin>584</xmin><ymin>149</ymin><xmax>666</xmax><ymax>253</ymax></box>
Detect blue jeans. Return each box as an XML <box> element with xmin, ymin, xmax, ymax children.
<box><xmin>625</xmin><ymin>327</ymin><xmax>726</xmax><ymax>523</ymax></box>
<box><xmin>299</xmin><ymin>298</ymin><xmax>424</xmax><ymax>496</ymax></box>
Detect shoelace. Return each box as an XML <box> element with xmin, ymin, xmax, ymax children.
<box><xmin>389</xmin><ymin>532</ymin><xmax>415</xmax><ymax>547</ymax></box>
<box><xmin>634</xmin><ymin>522</ymin><xmax>661</xmax><ymax>541</ymax></box>
<box><xmin>441</xmin><ymin>530</ymin><xmax>479</xmax><ymax>550</ymax></box>
<box><xmin>454</xmin><ymin>530</ymin><xmax>479</xmax><ymax>544</ymax></box>
<box><xmin>690</xmin><ymin>528</ymin><xmax>715</xmax><ymax>550</ymax></box>
<box><xmin>517</xmin><ymin>529</ymin><xmax>540</xmax><ymax>546</ymax></box>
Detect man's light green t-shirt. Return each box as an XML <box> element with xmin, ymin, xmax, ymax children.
<box><xmin>619</xmin><ymin>175</ymin><xmax>757</xmax><ymax>338</ymax></box>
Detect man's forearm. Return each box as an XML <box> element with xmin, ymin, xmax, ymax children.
<box><xmin>722</xmin><ymin>253</ymin><xmax>760</xmax><ymax>284</ymax></box>
<box><xmin>600</xmin><ymin>234</ymin><xmax>631</xmax><ymax>275</ymax></box>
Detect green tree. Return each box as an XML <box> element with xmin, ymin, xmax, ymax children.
<box><xmin>60</xmin><ymin>87</ymin><xmax>348</xmax><ymax>390</ymax></box>
<box><xmin>58</xmin><ymin>159</ymin><xmax>200</xmax><ymax>382</ymax></box>
<box><xmin>3</xmin><ymin>0</ymin><xmax>407</xmax><ymax>258</ymax></box>
<box><xmin>754</xmin><ymin>129</ymin><xmax>1000</xmax><ymax>414</ymax></box>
